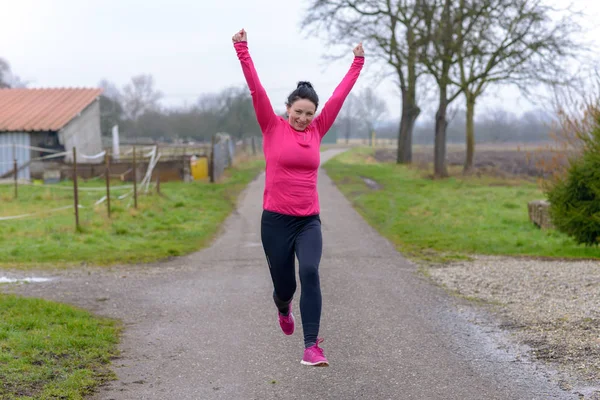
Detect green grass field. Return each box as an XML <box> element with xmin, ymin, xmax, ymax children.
<box><xmin>0</xmin><ymin>294</ymin><xmax>119</xmax><ymax>399</ymax></box>
<box><xmin>0</xmin><ymin>158</ymin><xmax>265</xmax><ymax>268</ymax></box>
<box><xmin>322</xmin><ymin>148</ymin><xmax>600</xmax><ymax>262</ymax></box>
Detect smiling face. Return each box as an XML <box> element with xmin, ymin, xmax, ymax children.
<box><xmin>286</xmin><ymin>99</ymin><xmax>317</xmax><ymax>131</ymax></box>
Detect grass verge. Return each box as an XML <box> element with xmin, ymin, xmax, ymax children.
<box><xmin>322</xmin><ymin>148</ymin><xmax>600</xmax><ymax>262</ymax></box>
<box><xmin>0</xmin><ymin>293</ymin><xmax>120</xmax><ymax>399</ymax></box>
<box><xmin>0</xmin><ymin>159</ymin><xmax>264</xmax><ymax>268</ymax></box>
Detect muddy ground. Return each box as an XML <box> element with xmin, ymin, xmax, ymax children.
<box><xmin>373</xmin><ymin>145</ymin><xmax>571</xmax><ymax>179</ymax></box>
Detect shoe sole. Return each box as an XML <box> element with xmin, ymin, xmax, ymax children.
<box><xmin>300</xmin><ymin>360</ymin><xmax>329</xmax><ymax>367</ymax></box>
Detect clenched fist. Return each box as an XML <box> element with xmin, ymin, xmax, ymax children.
<box><xmin>232</xmin><ymin>29</ymin><xmax>247</xmax><ymax>43</ymax></box>
<box><xmin>353</xmin><ymin>42</ymin><xmax>365</xmax><ymax>57</ymax></box>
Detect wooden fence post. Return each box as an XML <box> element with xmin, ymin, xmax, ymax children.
<box><xmin>209</xmin><ymin>135</ymin><xmax>215</xmax><ymax>183</ymax></box>
<box><xmin>12</xmin><ymin>143</ymin><xmax>17</xmax><ymax>199</ymax></box>
<box><xmin>133</xmin><ymin>145</ymin><xmax>138</xmax><ymax>209</ymax></box>
<box><xmin>155</xmin><ymin>143</ymin><xmax>160</xmax><ymax>194</ymax></box>
<box><xmin>73</xmin><ymin>147</ymin><xmax>80</xmax><ymax>231</ymax></box>
<box><xmin>13</xmin><ymin>159</ymin><xmax>17</xmax><ymax>199</ymax></box>
<box><xmin>105</xmin><ymin>151</ymin><xmax>111</xmax><ymax>218</ymax></box>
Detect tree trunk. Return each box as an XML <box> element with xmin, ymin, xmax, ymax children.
<box><xmin>464</xmin><ymin>93</ymin><xmax>476</xmax><ymax>173</ymax></box>
<box><xmin>345</xmin><ymin>117</ymin><xmax>351</xmax><ymax>144</ymax></box>
<box><xmin>397</xmin><ymin>88</ymin><xmax>420</xmax><ymax>164</ymax></box>
<box><xmin>434</xmin><ymin>90</ymin><xmax>449</xmax><ymax>178</ymax></box>
<box><xmin>397</xmin><ymin>28</ymin><xmax>420</xmax><ymax>164</ymax></box>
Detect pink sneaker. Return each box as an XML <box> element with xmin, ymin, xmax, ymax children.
<box><xmin>301</xmin><ymin>338</ymin><xmax>329</xmax><ymax>367</ymax></box>
<box><xmin>278</xmin><ymin>303</ymin><xmax>295</xmax><ymax>335</ymax></box>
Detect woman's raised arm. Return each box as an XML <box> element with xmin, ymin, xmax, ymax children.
<box><xmin>314</xmin><ymin>43</ymin><xmax>365</xmax><ymax>137</ymax></box>
<box><xmin>232</xmin><ymin>29</ymin><xmax>277</xmax><ymax>132</ymax></box>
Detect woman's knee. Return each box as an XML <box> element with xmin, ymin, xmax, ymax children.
<box><xmin>299</xmin><ymin>263</ymin><xmax>320</xmax><ymax>285</ymax></box>
<box><xmin>274</xmin><ymin>286</ymin><xmax>295</xmax><ymax>304</ymax></box>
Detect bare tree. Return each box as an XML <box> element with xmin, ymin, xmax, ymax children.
<box><xmin>357</xmin><ymin>88</ymin><xmax>388</xmax><ymax>144</ymax></box>
<box><xmin>169</xmin><ymin>109</ymin><xmax>208</xmax><ymax>141</ymax></box>
<box><xmin>337</xmin><ymin>92</ymin><xmax>363</xmax><ymax>144</ymax></box>
<box><xmin>0</xmin><ymin>58</ymin><xmax>10</xmax><ymax>89</ymax></box>
<box><xmin>97</xmin><ymin>79</ymin><xmax>125</xmax><ymax>136</ymax></box>
<box><xmin>418</xmin><ymin>0</ymin><xmax>457</xmax><ymax>177</ymax></box>
<box><xmin>195</xmin><ymin>86</ymin><xmax>261</xmax><ymax>139</ymax></box>
<box><xmin>301</xmin><ymin>0</ymin><xmax>427</xmax><ymax>163</ymax></box>
<box><xmin>218</xmin><ymin>86</ymin><xmax>260</xmax><ymax>138</ymax></box>
<box><xmin>121</xmin><ymin>74</ymin><xmax>163</xmax><ymax>121</ymax></box>
<box><xmin>456</xmin><ymin>0</ymin><xmax>586</xmax><ymax>172</ymax></box>
<box><xmin>0</xmin><ymin>58</ymin><xmax>27</xmax><ymax>88</ymax></box>
<box><xmin>418</xmin><ymin>0</ymin><xmax>502</xmax><ymax>177</ymax></box>
<box><xmin>98</xmin><ymin>79</ymin><xmax>122</xmax><ymax>101</ymax></box>
<box><xmin>197</xmin><ymin>92</ymin><xmax>221</xmax><ymax>113</ymax></box>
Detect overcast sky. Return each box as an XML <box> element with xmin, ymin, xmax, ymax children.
<box><xmin>2</xmin><ymin>0</ymin><xmax>599</xmax><ymax>120</ymax></box>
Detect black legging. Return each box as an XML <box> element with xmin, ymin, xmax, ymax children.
<box><xmin>260</xmin><ymin>210</ymin><xmax>323</xmax><ymax>348</ymax></box>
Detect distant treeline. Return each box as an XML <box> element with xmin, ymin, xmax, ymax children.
<box><xmin>100</xmin><ymin>78</ymin><xmax>554</xmax><ymax>145</ymax></box>
<box><xmin>99</xmin><ymin>78</ymin><xmax>263</xmax><ymax>143</ymax></box>
<box><xmin>374</xmin><ymin>108</ymin><xmax>554</xmax><ymax>144</ymax></box>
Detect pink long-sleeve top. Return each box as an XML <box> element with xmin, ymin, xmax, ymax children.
<box><xmin>234</xmin><ymin>41</ymin><xmax>364</xmax><ymax>216</ymax></box>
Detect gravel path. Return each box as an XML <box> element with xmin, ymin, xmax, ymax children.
<box><xmin>0</xmin><ymin>149</ymin><xmax>583</xmax><ymax>399</ymax></box>
<box><xmin>427</xmin><ymin>255</ymin><xmax>600</xmax><ymax>398</ymax></box>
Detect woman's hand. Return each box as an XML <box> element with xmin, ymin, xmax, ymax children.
<box><xmin>353</xmin><ymin>42</ymin><xmax>365</xmax><ymax>57</ymax></box>
<box><xmin>232</xmin><ymin>29</ymin><xmax>247</xmax><ymax>43</ymax></box>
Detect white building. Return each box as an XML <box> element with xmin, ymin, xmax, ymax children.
<box><xmin>0</xmin><ymin>87</ymin><xmax>103</xmax><ymax>180</ymax></box>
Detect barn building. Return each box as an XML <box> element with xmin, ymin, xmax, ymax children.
<box><xmin>0</xmin><ymin>88</ymin><xmax>103</xmax><ymax>180</ymax></box>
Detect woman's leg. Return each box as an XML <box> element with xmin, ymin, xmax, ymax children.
<box><xmin>295</xmin><ymin>217</ymin><xmax>323</xmax><ymax>348</ymax></box>
<box><xmin>261</xmin><ymin>210</ymin><xmax>297</xmax><ymax>315</ymax></box>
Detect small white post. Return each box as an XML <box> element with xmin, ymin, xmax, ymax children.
<box><xmin>112</xmin><ymin>124</ymin><xmax>120</xmax><ymax>161</ymax></box>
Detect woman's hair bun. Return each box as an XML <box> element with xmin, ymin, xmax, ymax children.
<box><xmin>286</xmin><ymin>81</ymin><xmax>319</xmax><ymax>109</ymax></box>
<box><xmin>297</xmin><ymin>81</ymin><xmax>313</xmax><ymax>89</ymax></box>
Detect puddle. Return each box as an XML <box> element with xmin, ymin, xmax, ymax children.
<box><xmin>0</xmin><ymin>276</ymin><xmax>54</xmax><ymax>284</ymax></box>
<box><xmin>361</xmin><ymin>176</ymin><xmax>382</xmax><ymax>190</ymax></box>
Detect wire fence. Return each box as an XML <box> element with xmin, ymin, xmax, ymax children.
<box><xmin>0</xmin><ymin>143</ymin><xmax>107</xmax><ymax>180</ymax></box>
<box><xmin>210</xmin><ymin>134</ymin><xmax>263</xmax><ymax>182</ymax></box>
<box><xmin>0</xmin><ymin>144</ymin><xmax>160</xmax><ymax>228</ymax></box>
<box><xmin>0</xmin><ymin>133</ymin><xmax>264</xmax><ymax>227</ymax></box>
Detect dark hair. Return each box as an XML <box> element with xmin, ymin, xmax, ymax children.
<box><xmin>286</xmin><ymin>81</ymin><xmax>319</xmax><ymax>109</ymax></box>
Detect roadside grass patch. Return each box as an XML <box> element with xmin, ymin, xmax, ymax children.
<box><xmin>323</xmin><ymin>148</ymin><xmax>600</xmax><ymax>262</ymax></box>
<box><xmin>0</xmin><ymin>294</ymin><xmax>120</xmax><ymax>399</ymax></box>
<box><xmin>0</xmin><ymin>159</ymin><xmax>265</xmax><ymax>269</ymax></box>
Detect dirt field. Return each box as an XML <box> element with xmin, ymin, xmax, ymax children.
<box><xmin>373</xmin><ymin>143</ymin><xmax>570</xmax><ymax>179</ymax></box>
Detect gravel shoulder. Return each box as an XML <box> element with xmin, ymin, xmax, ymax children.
<box><xmin>424</xmin><ymin>255</ymin><xmax>600</xmax><ymax>398</ymax></box>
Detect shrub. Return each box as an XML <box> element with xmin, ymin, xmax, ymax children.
<box><xmin>546</xmin><ymin>112</ymin><xmax>600</xmax><ymax>246</ymax></box>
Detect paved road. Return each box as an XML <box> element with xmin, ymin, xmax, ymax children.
<box><xmin>4</xmin><ymin>149</ymin><xmax>574</xmax><ymax>399</ymax></box>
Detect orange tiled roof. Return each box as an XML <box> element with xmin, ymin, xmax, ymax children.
<box><xmin>0</xmin><ymin>88</ymin><xmax>103</xmax><ymax>132</ymax></box>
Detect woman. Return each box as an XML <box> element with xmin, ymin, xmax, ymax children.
<box><xmin>232</xmin><ymin>28</ymin><xmax>364</xmax><ymax>367</ymax></box>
